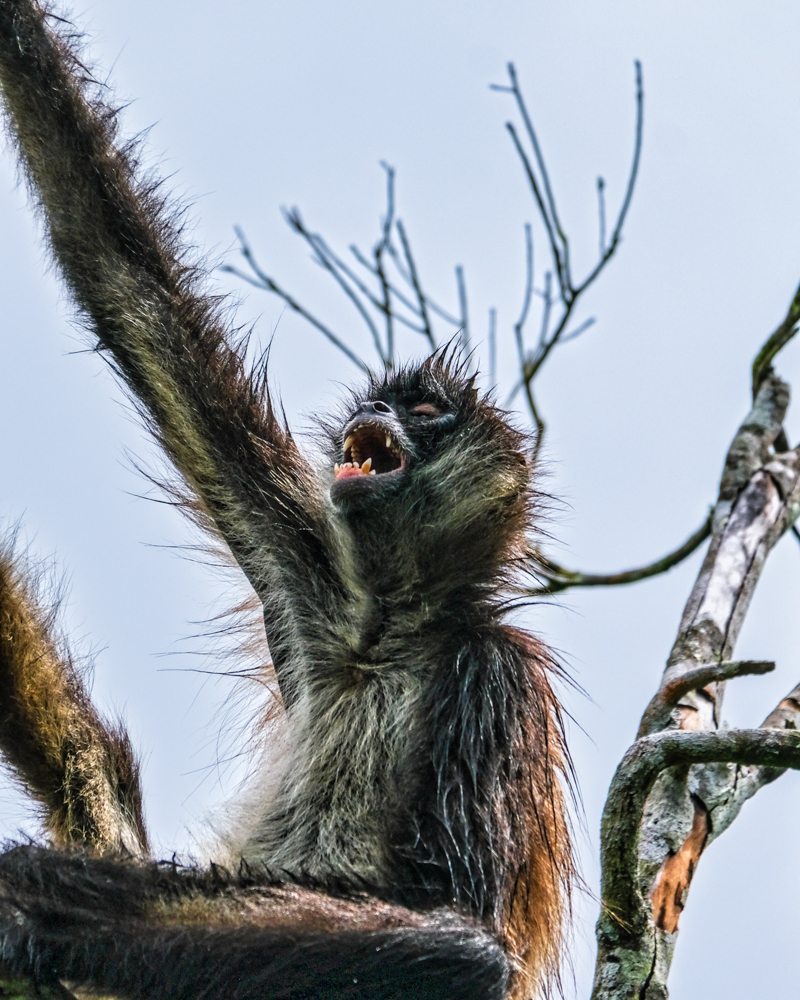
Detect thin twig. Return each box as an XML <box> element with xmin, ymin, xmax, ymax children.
<box><xmin>597</xmin><ymin>175</ymin><xmax>606</xmax><ymax>256</ymax></box>
<box><xmin>538</xmin><ymin>271</ymin><xmax>552</xmax><ymax>348</ymax></box>
<box><xmin>284</xmin><ymin>209</ymin><xmax>387</xmax><ymax>363</ymax></box>
<box><xmin>509</xmin><ymin>63</ymin><xmax>568</xmax><ymax>252</ymax></box>
<box><xmin>222</xmin><ymin>231</ymin><xmax>368</xmax><ymax>372</ymax></box>
<box><xmin>504</xmin><ymin>122</ymin><xmax>567</xmax><ymax>297</ymax></box>
<box><xmin>352</xmin><ymin>242</ymin><xmax>461</xmax><ymax>328</ymax></box>
<box><xmin>506</xmin><ymin>224</ymin><xmax>537</xmax><ymax>411</ymax></box>
<box><xmin>515</xmin><ymin>223</ymin><xmax>534</xmax><ymax>353</ymax></box>
<box><xmin>560</xmin><ymin>316</ymin><xmax>596</xmax><ymax>344</ymax></box>
<box><xmin>752</xmin><ymin>277</ymin><xmax>800</xmax><ymax>399</ymax></box>
<box><xmin>497</xmin><ymin>61</ymin><xmax>643</xmax><ymax>453</ymax></box>
<box><xmin>527</xmin><ymin>511</ymin><xmax>712</xmax><ymax>596</ymax></box>
<box><xmin>574</xmin><ymin>61</ymin><xmax>643</xmax><ymax>296</ymax></box>
<box><xmin>396</xmin><ymin>219</ymin><xmax>436</xmax><ymax>349</ymax></box>
<box><xmin>348</xmin><ymin>245</ymin><xmax>429</xmax><ymax>331</ymax></box>
<box><xmin>488</xmin><ymin>307</ymin><xmax>497</xmax><ymax>389</ymax></box>
<box><xmin>525</xmin><ymin>384</ymin><xmax>546</xmax><ymax>464</ymax></box>
<box><xmin>374</xmin><ymin>162</ymin><xmax>396</xmax><ymax>364</ymax></box>
<box><xmin>493</xmin><ymin>64</ymin><xmax>571</xmax><ymax>295</ymax></box>
<box><xmin>456</xmin><ymin>264</ymin><xmax>469</xmax><ymax>351</ymax></box>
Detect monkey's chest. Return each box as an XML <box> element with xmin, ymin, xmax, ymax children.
<box><xmin>244</xmin><ymin>667</ymin><xmax>423</xmax><ymax>884</ymax></box>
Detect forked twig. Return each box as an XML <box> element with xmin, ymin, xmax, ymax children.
<box><xmin>227</xmin><ymin>169</ymin><xmax>467</xmax><ymax>367</ymax></box>
<box><xmin>493</xmin><ymin>59</ymin><xmax>643</xmax><ymax>442</ymax></box>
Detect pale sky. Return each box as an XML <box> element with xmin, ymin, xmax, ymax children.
<box><xmin>1</xmin><ymin>1</ymin><xmax>799</xmax><ymax>996</ymax></box>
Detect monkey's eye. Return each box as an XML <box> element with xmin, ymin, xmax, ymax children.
<box><xmin>409</xmin><ymin>403</ymin><xmax>441</xmax><ymax>418</ymax></box>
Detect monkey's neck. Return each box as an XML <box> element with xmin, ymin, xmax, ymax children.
<box><xmin>347</xmin><ymin>577</ymin><xmax>499</xmax><ymax>664</ymax></box>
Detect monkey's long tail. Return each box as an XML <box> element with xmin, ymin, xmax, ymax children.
<box><xmin>5</xmin><ymin>919</ymin><xmax>511</xmax><ymax>1000</ymax></box>
<box><xmin>0</xmin><ymin>845</ymin><xmax>510</xmax><ymax>1000</ymax></box>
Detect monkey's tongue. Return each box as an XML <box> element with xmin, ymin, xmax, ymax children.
<box><xmin>334</xmin><ymin>458</ymin><xmax>374</xmax><ymax>480</ymax></box>
<box><xmin>336</xmin><ymin>465</ymin><xmax>366</xmax><ymax>480</ymax></box>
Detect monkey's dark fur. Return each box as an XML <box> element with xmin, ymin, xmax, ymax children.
<box><xmin>0</xmin><ymin>2</ymin><xmax>573</xmax><ymax>998</ymax></box>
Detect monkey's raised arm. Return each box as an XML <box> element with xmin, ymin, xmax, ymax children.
<box><xmin>0</xmin><ymin>0</ymin><xmax>339</xmax><ymax>679</ymax></box>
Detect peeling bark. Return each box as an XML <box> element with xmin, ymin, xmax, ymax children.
<box><xmin>650</xmin><ymin>797</ymin><xmax>709</xmax><ymax>934</ymax></box>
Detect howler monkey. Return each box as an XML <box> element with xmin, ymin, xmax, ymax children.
<box><xmin>0</xmin><ymin>1</ymin><xmax>573</xmax><ymax>997</ymax></box>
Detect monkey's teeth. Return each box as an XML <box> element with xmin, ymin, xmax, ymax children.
<box><xmin>360</xmin><ymin>458</ymin><xmax>372</xmax><ymax>473</ymax></box>
<box><xmin>334</xmin><ymin>463</ymin><xmax>341</xmax><ymax>473</ymax></box>
<box><xmin>344</xmin><ymin>435</ymin><xmax>355</xmax><ymax>452</ymax></box>
<box><xmin>370</xmin><ymin>470</ymin><xmax>376</xmax><ymax>475</ymax></box>
<box><xmin>385</xmin><ymin>434</ymin><xmax>392</xmax><ymax>448</ymax></box>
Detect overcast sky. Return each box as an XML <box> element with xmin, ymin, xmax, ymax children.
<box><xmin>1</xmin><ymin>0</ymin><xmax>799</xmax><ymax>996</ymax></box>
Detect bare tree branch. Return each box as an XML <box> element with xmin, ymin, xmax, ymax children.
<box><xmin>560</xmin><ymin>316</ymin><xmax>596</xmax><ymax>344</ymax></box>
<box><xmin>538</xmin><ymin>271</ymin><xmax>553</xmax><ymax>349</ymax></box>
<box><xmin>526</xmin><ymin>512</ymin><xmax>712</xmax><ymax>597</ymax></box>
<box><xmin>597</xmin><ymin>176</ymin><xmax>606</xmax><ymax>256</ymax></box>
<box><xmin>396</xmin><ymin>219</ymin><xmax>436</xmax><ymax>350</ymax></box>
<box><xmin>639</xmin><ymin>659</ymin><xmax>775</xmax><ymax>737</ymax></box>
<box><xmin>752</xmin><ymin>277</ymin><xmax>800</xmax><ymax>400</ymax></box>
<box><xmin>227</xmin><ymin>167</ymin><xmax>478</xmax><ymax>371</ymax></box>
<box><xmin>347</xmin><ymin>244</ymin><xmax>429</xmax><ymax>330</ymax></box>
<box><xmin>492</xmin><ymin>64</ymin><xmax>570</xmax><ymax>295</ymax></box>
<box><xmin>284</xmin><ymin>208</ymin><xmax>387</xmax><ymax>363</ymax></box>
<box><xmin>494</xmin><ymin>60</ymin><xmax>644</xmax><ymax>457</ymax></box>
<box><xmin>488</xmin><ymin>307</ymin><xmax>497</xmax><ymax>388</ymax></box>
<box><xmin>456</xmin><ymin>264</ymin><xmax>469</xmax><ymax>352</ymax></box>
<box><xmin>575</xmin><ymin>61</ymin><xmax>643</xmax><ymax>296</ymax></box>
<box><xmin>592</xmin><ymin>347</ymin><xmax>800</xmax><ymax>999</ymax></box>
<box><xmin>507</xmin><ymin>225</ymin><xmax>533</xmax><ymax>378</ymax></box>
<box><xmin>374</xmin><ymin>162</ymin><xmax>396</xmax><ymax>363</ymax></box>
<box><xmin>598</xmin><ymin>728</ymin><xmax>800</xmax><ymax>942</ymax></box>
<box><xmin>221</xmin><ymin>230</ymin><xmax>368</xmax><ymax>372</ymax></box>
<box><xmin>503</xmin><ymin>121</ymin><xmax>567</xmax><ymax>297</ymax></box>
<box><xmin>660</xmin><ymin>659</ymin><xmax>774</xmax><ymax>705</ymax></box>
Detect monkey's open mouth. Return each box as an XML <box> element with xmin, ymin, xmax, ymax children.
<box><xmin>335</xmin><ymin>425</ymin><xmax>405</xmax><ymax>480</ymax></box>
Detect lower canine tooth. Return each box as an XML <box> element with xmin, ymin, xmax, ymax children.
<box><xmin>361</xmin><ymin>458</ymin><xmax>372</xmax><ymax>473</ymax></box>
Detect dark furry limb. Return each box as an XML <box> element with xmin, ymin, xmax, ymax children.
<box><xmin>0</xmin><ymin>846</ymin><xmax>510</xmax><ymax>1000</ymax></box>
<box><xmin>0</xmin><ymin>2</ymin><xmax>574</xmax><ymax>998</ymax></box>
<box><xmin>0</xmin><ymin>543</ymin><xmax>147</xmax><ymax>855</ymax></box>
<box><xmin>0</xmin><ymin>0</ymin><xmax>335</xmax><ymax>692</ymax></box>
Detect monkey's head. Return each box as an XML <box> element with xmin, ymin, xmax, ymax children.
<box><xmin>324</xmin><ymin>352</ymin><xmax>537</xmax><ymax>591</ymax></box>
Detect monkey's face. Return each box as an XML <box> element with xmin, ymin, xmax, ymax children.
<box><xmin>327</xmin><ymin>356</ymin><xmax>531</xmax><ymax>545</ymax></box>
<box><xmin>324</xmin><ymin>357</ymin><xmax>534</xmax><ymax>585</ymax></box>
<box><xmin>329</xmin><ymin>390</ymin><xmax>457</xmax><ymax>506</ymax></box>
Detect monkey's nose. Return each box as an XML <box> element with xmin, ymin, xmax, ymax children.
<box><xmin>360</xmin><ymin>400</ymin><xmax>394</xmax><ymax>416</ymax></box>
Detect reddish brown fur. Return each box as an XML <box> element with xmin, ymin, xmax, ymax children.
<box><xmin>498</xmin><ymin>632</ymin><xmax>574</xmax><ymax>998</ymax></box>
